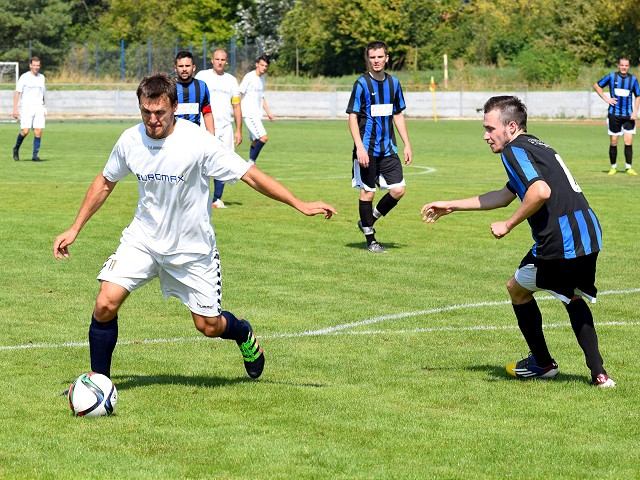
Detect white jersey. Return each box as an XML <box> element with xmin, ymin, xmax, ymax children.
<box><xmin>195</xmin><ymin>70</ymin><xmax>240</xmax><ymax>128</ymax></box>
<box><xmin>16</xmin><ymin>71</ymin><xmax>46</xmax><ymax>107</ymax></box>
<box><xmin>103</xmin><ymin>119</ymin><xmax>251</xmax><ymax>255</ymax></box>
<box><xmin>239</xmin><ymin>70</ymin><xmax>266</xmax><ymax>118</ymax></box>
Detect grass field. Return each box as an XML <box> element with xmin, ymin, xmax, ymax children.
<box><xmin>0</xmin><ymin>119</ymin><xmax>639</xmax><ymax>479</ymax></box>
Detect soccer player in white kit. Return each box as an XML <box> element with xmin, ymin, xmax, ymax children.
<box><xmin>196</xmin><ymin>48</ymin><xmax>244</xmax><ymax>208</ymax></box>
<box><xmin>239</xmin><ymin>55</ymin><xmax>274</xmax><ymax>164</ymax></box>
<box><xmin>12</xmin><ymin>57</ymin><xmax>46</xmax><ymax>162</ymax></box>
<box><xmin>53</xmin><ymin>73</ymin><xmax>336</xmax><ymax>380</ymax></box>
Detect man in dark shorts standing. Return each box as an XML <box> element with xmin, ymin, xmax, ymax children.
<box><xmin>422</xmin><ymin>95</ymin><xmax>615</xmax><ymax>388</ymax></box>
<box><xmin>593</xmin><ymin>56</ymin><xmax>640</xmax><ymax>175</ymax></box>
<box><xmin>347</xmin><ymin>41</ymin><xmax>412</xmax><ymax>253</ymax></box>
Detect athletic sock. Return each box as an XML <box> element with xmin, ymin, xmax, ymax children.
<box><xmin>512</xmin><ymin>299</ymin><xmax>553</xmax><ymax>366</ymax></box>
<box><xmin>220</xmin><ymin>310</ymin><xmax>250</xmax><ymax>344</ymax></box>
<box><xmin>89</xmin><ymin>315</ymin><xmax>118</xmax><ymax>378</ymax></box>
<box><xmin>358</xmin><ymin>199</ymin><xmax>376</xmax><ymax>244</ymax></box>
<box><xmin>213</xmin><ymin>179</ymin><xmax>225</xmax><ymax>202</ymax></box>
<box><xmin>624</xmin><ymin>145</ymin><xmax>632</xmax><ymax>167</ymax></box>
<box><xmin>33</xmin><ymin>137</ymin><xmax>41</xmax><ymax>158</ymax></box>
<box><xmin>609</xmin><ymin>145</ymin><xmax>617</xmax><ymax>166</ymax></box>
<box><xmin>565</xmin><ymin>299</ymin><xmax>606</xmax><ymax>377</ymax></box>
<box><xmin>15</xmin><ymin>133</ymin><xmax>25</xmax><ymax>149</ymax></box>
<box><xmin>374</xmin><ymin>193</ymin><xmax>399</xmax><ymax>221</ymax></box>
<box><xmin>249</xmin><ymin>140</ymin><xmax>265</xmax><ymax>161</ymax></box>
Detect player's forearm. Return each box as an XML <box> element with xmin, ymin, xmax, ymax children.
<box><xmin>204</xmin><ymin>113</ymin><xmax>215</xmax><ymax>135</ymax></box>
<box><xmin>12</xmin><ymin>91</ymin><xmax>20</xmax><ymax>111</ymax></box>
<box><xmin>393</xmin><ymin>113</ymin><xmax>411</xmax><ymax>147</ymax></box>
<box><xmin>504</xmin><ymin>181</ymin><xmax>549</xmax><ymax>231</ymax></box>
<box><xmin>68</xmin><ymin>175</ymin><xmax>117</xmax><ymax>233</ymax></box>
<box><xmin>233</xmin><ymin>103</ymin><xmax>242</xmax><ymax>127</ymax></box>
<box><xmin>348</xmin><ymin>114</ymin><xmax>365</xmax><ymax>150</ymax></box>
<box><xmin>242</xmin><ymin>166</ymin><xmax>303</xmax><ymax>211</ymax></box>
<box><xmin>449</xmin><ymin>188</ymin><xmax>515</xmax><ymax>212</ymax></box>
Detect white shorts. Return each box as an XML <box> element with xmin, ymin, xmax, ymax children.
<box><xmin>514</xmin><ymin>263</ymin><xmax>596</xmax><ymax>305</ymax></box>
<box><xmin>243</xmin><ymin>116</ymin><xmax>267</xmax><ymax>141</ymax></box>
<box><xmin>215</xmin><ymin>123</ymin><xmax>235</xmax><ymax>150</ymax></box>
<box><xmin>20</xmin><ymin>106</ymin><xmax>46</xmax><ymax>129</ymax></box>
<box><xmin>97</xmin><ymin>240</ymin><xmax>222</xmax><ymax>316</ymax></box>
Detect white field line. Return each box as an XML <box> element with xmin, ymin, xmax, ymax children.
<box><xmin>1</xmin><ymin>288</ymin><xmax>638</xmax><ymax>352</ymax></box>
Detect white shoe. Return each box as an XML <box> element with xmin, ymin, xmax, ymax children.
<box><xmin>212</xmin><ymin>199</ymin><xmax>226</xmax><ymax>209</ymax></box>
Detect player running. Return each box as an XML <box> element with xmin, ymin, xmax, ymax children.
<box><xmin>422</xmin><ymin>95</ymin><xmax>615</xmax><ymax>388</ymax></box>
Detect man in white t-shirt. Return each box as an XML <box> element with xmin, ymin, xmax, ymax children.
<box><xmin>53</xmin><ymin>73</ymin><xmax>336</xmax><ymax>381</ymax></box>
<box><xmin>12</xmin><ymin>57</ymin><xmax>46</xmax><ymax>162</ymax></box>
<box><xmin>196</xmin><ymin>48</ymin><xmax>243</xmax><ymax>208</ymax></box>
<box><xmin>239</xmin><ymin>55</ymin><xmax>274</xmax><ymax>164</ymax></box>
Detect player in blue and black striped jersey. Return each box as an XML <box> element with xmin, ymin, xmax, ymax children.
<box><xmin>174</xmin><ymin>51</ymin><xmax>214</xmax><ymax>134</ymax></box>
<box><xmin>347</xmin><ymin>41</ymin><xmax>412</xmax><ymax>253</ymax></box>
<box><xmin>593</xmin><ymin>56</ymin><xmax>640</xmax><ymax>175</ymax></box>
<box><xmin>422</xmin><ymin>96</ymin><xmax>615</xmax><ymax>388</ymax></box>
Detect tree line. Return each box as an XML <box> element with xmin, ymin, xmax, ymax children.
<box><xmin>1</xmin><ymin>0</ymin><xmax>638</xmax><ymax>82</ymax></box>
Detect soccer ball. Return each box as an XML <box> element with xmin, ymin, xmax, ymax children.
<box><xmin>68</xmin><ymin>372</ymin><xmax>117</xmax><ymax>417</ymax></box>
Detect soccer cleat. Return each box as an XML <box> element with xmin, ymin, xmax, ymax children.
<box><xmin>212</xmin><ymin>199</ymin><xmax>227</xmax><ymax>209</ymax></box>
<box><xmin>626</xmin><ymin>168</ymin><xmax>638</xmax><ymax>176</ymax></box>
<box><xmin>607</xmin><ymin>167</ymin><xmax>617</xmax><ymax>176</ymax></box>
<box><xmin>238</xmin><ymin>320</ymin><xmax>264</xmax><ymax>379</ymax></box>
<box><xmin>592</xmin><ymin>373</ymin><xmax>616</xmax><ymax>388</ymax></box>
<box><xmin>367</xmin><ymin>241</ymin><xmax>386</xmax><ymax>253</ymax></box>
<box><xmin>32</xmin><ymin>156</ymin><xmax>41</xmax><ymax>162</ymax></box>
<box><xmin>12</xmin><ymin>146</ymin><xmax>19</xmax><ymax>161</ymax></box>
<box><xmin>506</xmin><ymin>353</ymin><xmax>559</xmax><ymax>379</ymax></box>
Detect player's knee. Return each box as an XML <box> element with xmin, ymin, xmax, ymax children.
<box><xmin>506</xmin><ymin>277</ymin><xmax>531</xmax><ymax>304</ymax></box>
<box><xmin>20</xmin><ymin>129</ymin><xmax>30</xmax><ymax>137</ymax></box>
<box><xmin>390</xmin><ymin>187</ymin><xmax>405</xmax><ymax>199</ymax></box>
<box><xmin>259</xmin><ymin>135</ymin><xmax>268</xmax><ymax>143</ymax></box>
<box><xmin>194</xmin><ymin>314</ymin><xmax>225</xmax><ymax>337</ymax></box>
<box><xmin>93</xmin><ymin>298</ymin><xmax>119</xmax><ymax>322</ymax></box>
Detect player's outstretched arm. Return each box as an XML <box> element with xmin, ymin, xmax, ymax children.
<box><xmin>53</xmin><ymin>174</ymin><xmax>117</xmax><ymax>259</ymax></box>
<box><xmin>241</xmin><ymin>165</ymin><xmax>336</xmax><ymax>218</ymax></box>
<box><xmin>422</xmin><ymin>187</ymin><xmax>516</xmax><ymax>223</ymax></box>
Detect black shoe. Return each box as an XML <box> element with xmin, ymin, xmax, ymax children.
<box><xmin>32</xmin><ymin>156</ymin><xmax>41</xmax><ymax>162</ymax></box>
<box><xmin>238</xmin><ymin>320</ymin><xmax>264</xmax><ymax>379</ymax></box>
<box><xmin>13</xmin><ymin>147</ymin><xmax>19</xmax><ymax>161</ymax></box>
<box><xmin>367</xmin><ymin>241</ymin><xmax>386</xmax><ymax>253</ymax></box>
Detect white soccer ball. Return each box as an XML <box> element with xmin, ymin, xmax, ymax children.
<box><xmin>68</xmin><ymin>372</ymin><xmax>117</xmax><ymax>417</ymax></box>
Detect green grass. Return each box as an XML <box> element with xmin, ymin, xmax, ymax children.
<box><xmin>0</xmin><ymin>119</ymin><xmax>639</xmax><ymax>479</ymax></box>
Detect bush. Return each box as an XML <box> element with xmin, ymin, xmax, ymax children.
<box><xmin>514</xmin><ymin>45</ymin><xmax>578</xmax><ymax>85</ymax></box>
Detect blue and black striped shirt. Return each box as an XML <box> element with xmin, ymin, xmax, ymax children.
<box><xmin>346</xmin><ymin>73</ymin><xmax>406</xmax><ymax>157</ymax></box>
<box><xmin>597</xmin><ymin>72</ymin><xmax>640</xmax><ymax>117</ymax></box>
<box><xmin>175</xmin><ymin>78</ymin><xmax>211</xmax><ymax>125</ymax></box>
<box><xmin>502</xmin><ymin>135</ymin><xmax>602</xmax><ymax>260</ymax></box>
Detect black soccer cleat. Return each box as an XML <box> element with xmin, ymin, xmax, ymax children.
<box><xmin>238</xmin><ymin>320</ymin><xmax>265</xmax><ymax>379</ymax></box>
<box><xmin>13</xmin><ymin>146</ymin><xmax>19</xmax><ymax>161</ymax></box>
<box><xmin>32</xmin><ymin>156</ymin><xmax>41</xmax><ymax>162</ymax></box>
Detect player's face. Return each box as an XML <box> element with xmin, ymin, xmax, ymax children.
<box><xmin>175</xmin><ymin>57</ymin><xmax>196</xmax><ymax>82</ymax></box>
<box><xmin>483</xmin><ymin>109</ymin><xmax>517</xmax><ymax>153</ymax></box>
<box><xmin>366</xmin><ymin>48</ymin><xmax>388</xmax><ymax>73</ymax></box>
<box><xmin>618</xmin><ymin>59</ymin><xmax>630</xmax><ymax>76</ymax></box>
<box><xmin>255</xmin><ymin>59</ymin><xmax>269</xmax><ymax>76</ymax></box>
<box><xmin>139</xmin><ymin>94</ymin><xmax>177</xmax><ymax>139</ymax></box>
<box><xmin>212</xmin><ymin>51</ymin><xmax>228</xmax><ymax>75</ymax></box>
<box><xmin>30</xmin><ymin>61</ymin><xmax>41</xmax><ymax>75</ymax></box>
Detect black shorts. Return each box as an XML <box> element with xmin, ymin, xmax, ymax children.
<box><xmin>518</xmin><ymin>250</ymin><xmax>599</xmax><ymax>301</ymax></box>
<box><xmin>352</xmin><ymin>152</ymin><xmax>405</xmax><ymax>192</ymax></box>
<box><xmin>607</xmin><ymin>114</ymin><xmax>635</xmax><ymax>135</ymax></box>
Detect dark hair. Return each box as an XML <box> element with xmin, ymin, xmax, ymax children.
<box><xmin>136</xmin><ymin>73</ymin><xmax>177</xmax><ymax>105</ymax></box>
<box><xmin>483</xmin><ymin>95</ymin><xmax>527</xmax><ymax>131</ymax></box>
<box><xmin>618</xmin><ymin>56</ymin><xmax>630</xmax><ymax>64</ymax></box>
<box><xmin>175</xmin><ymin>50</ymin><xmax>194</xmax><ymax>63</ymax></box>
<box><xmin>30</xmin><ymin>56</ymin><xmax>41</xmax><ymax>64</ymax></box>
<box><xmin>256</xmin><ymin>54</ymin><xmax>270</xmax><ymax>65</ymax></box>
<box><xmin>365</xmin><ymin>41</ymin><xmax>388</xmax><ymax>56</ymax></box>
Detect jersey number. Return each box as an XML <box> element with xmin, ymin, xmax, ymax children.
<box><xmin>555</xmin><ymin>154</ymin><xmax>582</xmax><ymax>193</ymax></box>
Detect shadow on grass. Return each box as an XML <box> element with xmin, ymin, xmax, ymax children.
<box><xmin>464</xmin><ymin>364</ymin><xmax>587</xmax><ymax>384</ymax></box>
<box><xmin>344</xmin><ymin>241</ymin><xmax>405</xmax><ymax>251</ymax></box>
<box><xmin>112</xmin><ymin>373</ymin><xmax>252</xmax><ymax>391</ymax></box>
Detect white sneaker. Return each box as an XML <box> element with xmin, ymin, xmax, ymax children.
<box><xmin>592</xmin><ymin>373</ymin><xmax>616</xmax><ymax>388</ymax></box>
<box><xmin>212</xmin><ymin>199</ymin><xmax>226</xmax><ymax>209</ymax></box>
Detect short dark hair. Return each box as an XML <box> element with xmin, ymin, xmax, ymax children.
<box><xmin>30</xmin><ymin>56</ymin><xmax>41</xmax><ymax>64</ymax></box>
<box><xmin>365</xmin><ymin>41</ymin><xmax>388</xmax><ymax>56</ymax></box>
<box><xmin>618</xmin><ymin>56</ymin><xmax>630</xmax><ymax>64</ymax></box>
<box><xmin>175</xmin><ymin>50</ymin><xmax>194</xmax><ymax>63</ymax></box>
<box><xmin>136</xmin><ymin>73</ymin><xmax>177</xmax><ymax>105</ymax></box>
<box><xmin>256</xmin><ymin>54</ymin><xmax>270</xmax><ymax>65</ymax></box>
<box><xmin>483</xmin><ymin>95</ymin><xmax>527</xmax><ymax>131</ymax></box>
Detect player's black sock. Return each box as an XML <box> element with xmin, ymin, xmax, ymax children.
<box><xmin>374</xmin><ymin>193</ymin><xmax>399</xmax><ymax>222</ymax></box>
<box><xmin>358</xmin><ymin>200</ymin><xmax>376</xmax><ymax>244</ymax></box>
<box><xmin>89</xmin><ymin>315</ymin><xmax>118</xmax><ymax>378</ymax></box>
<box><xmin>624</xmin><ymin>145</ymin><xmax>632</xmax><ymax>166</ymax></box>
<box><xmin>250</xmin><ymin>140</ymin><xmax>265</xmax><ymax>161</ymax></box>
<box><xmin>14</xmin><ymin>133</ymin><xmax>25</xmax><ymax>149</ymax></box>
<box><xmin>565</xmin><ymin>298</ymin><xmax>605</xmax><ymax>377</ymax></box>
<box><xmin>220</xmin><ymin>310</ymin><xmax>250</xmax><ymax>344</ymax></box>
<box><xmin>512</xmin><ymin>299</ymin><xmax>553</xmax><ymax>366</ymax></box>
<box><xmin>609</xmin><ymin>145</ymin><xmax>617</xmax><ymax>165</ymax></box>
<box><xmin>33</xmin><ymin>137</ymin><xmax>41</xmax><ymax>158</ymax></box>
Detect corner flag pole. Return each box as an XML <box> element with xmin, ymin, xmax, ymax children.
<box><xmin>429</xmin><ymin>76</ymin><xmax>438</xmax><ymax>122</ymax></box>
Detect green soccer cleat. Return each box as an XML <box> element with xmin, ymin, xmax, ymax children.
<box><xmin>607</xmin><ymin>167</ymin><xmax>617</xmax><ymax>176</ymax></box>
<box><xmin>626</xmin><ymin>168</ymin><xmax>638</xmax><ymax>176</ymax></box>
<box><xmin>238</xmin><ymin>320</ymin><xmax>265</xmax><ymax>379</ymax></box>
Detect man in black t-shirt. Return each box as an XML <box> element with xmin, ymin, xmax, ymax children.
<box><xmin>421</xmin><ymin>96</ymin><xmax>615</xmax><ymax>388</ymax></box>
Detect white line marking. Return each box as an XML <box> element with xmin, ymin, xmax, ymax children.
<box><xmin>1</xmin><ymin>288</ymin><xmax>638</xmax><ymax>352</ymax></box>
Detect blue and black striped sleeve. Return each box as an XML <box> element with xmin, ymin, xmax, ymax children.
<box><xmin>393</xmin><ymin>79</ymin><xmax>406</xmax><ymax>114</ymax></box>
<box><xmin>346</xmin><ymin>80</ymin><xmax>364</xmax><ymax>114</ymax></box>
<box><xmin>597</xmin><ymin>73</ymin><xmax>611</xmax><ymax>88</ymax></box>
<box><xmin>501</xmin><ymin>146</ymin><xmax>544</xmax><ymax>199</ymax></box>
